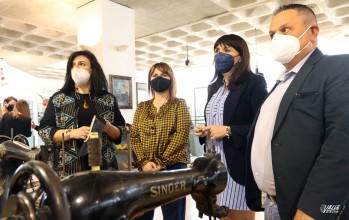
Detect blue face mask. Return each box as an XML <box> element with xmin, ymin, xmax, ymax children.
<box><xmin>214</xmin><ymin>52</ymin><xmax>236</xmax><ymax>74</ymax></box>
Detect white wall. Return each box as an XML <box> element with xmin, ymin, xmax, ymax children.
<box><xmin>77</xmin><ymin>0</ymin><xmax>136</xmax><ymax>124</ymax></box>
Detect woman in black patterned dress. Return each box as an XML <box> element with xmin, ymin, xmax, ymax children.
<box><xmin>39</xmin><ymin>50</ymin><xmax>125</xmax><ymax>175</ymax></box>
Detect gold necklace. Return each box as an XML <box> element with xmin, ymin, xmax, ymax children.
<box><xmin>75</xmin><ymin>89</ymin><xmax>93</xmax><ymax>109</ymax></box>
<box><xmin>83</xmin><ymin>98</ymin><xmax>89</xmax><ymax>109</ymax></box>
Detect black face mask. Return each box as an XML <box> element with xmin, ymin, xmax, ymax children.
<box><xmin>150</xmin><ymin>77</ymin><xmax>172</xmax><ymax>93</ymax></box>
<box><xmin>6</xmin><ymin>104</ymin><xmax>14</xmax><ymax>112</ymax></box>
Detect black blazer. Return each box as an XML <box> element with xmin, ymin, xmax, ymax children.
<box><xmin>246</xmin><ymin>48</ymin><xmax>349</xmax><ymax>220</ymax></box>
<box><xmin>201</xmin><ymin>73</ymin><xmax>267</xmax><ymax>185</ymax></box>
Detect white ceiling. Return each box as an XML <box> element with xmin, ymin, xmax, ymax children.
<box><xmin>0</xmin><ymin>0</ymin><xmax>348</xmax><ymax>80</ymax></box>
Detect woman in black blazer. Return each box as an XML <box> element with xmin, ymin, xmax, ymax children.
<box><xmin>0</xmin><ymin>99</ymin><xmax>32</xmax><ymax>143</ymax></box>
<box><xmin>194</xmin><ymin>34</ymin><xmax>267</xmax><ymax>220</ymax></box>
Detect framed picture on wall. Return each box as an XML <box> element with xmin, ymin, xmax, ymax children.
<box><xmin>109</xmin><ymin>75</ymin><xmax>132</xmax><ymax>109</ymax></box>
<box><xmin>136</xmin><ymin>82</ymin><xmax>148</xmax><ymax>104</ymax></box>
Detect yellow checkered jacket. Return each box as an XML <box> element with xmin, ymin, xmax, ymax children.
<box><xmin>130</xmin><ymin>98</ymin><xmax>191</xmax><ymax>169</ymax></box>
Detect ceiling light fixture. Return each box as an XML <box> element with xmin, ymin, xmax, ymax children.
<box><xmin>114</xmin><ymin>44</ymin><xmax>129</xmax><ymax>52</ymax></box>
<box><xmin>185</xmin><ymin>44</ymin><xmax>190</xmax><ymax>66</ymax></box>
<box><xmin>254</xmin><ymin>28</ymin><xmax>263</xmax><ymax>76</ymax></box>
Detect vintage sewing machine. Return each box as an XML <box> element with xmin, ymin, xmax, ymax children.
<box><xmin>0</xmin><ymin>140</ymin><xmax>228</xmax><ymax>220</ymax></box>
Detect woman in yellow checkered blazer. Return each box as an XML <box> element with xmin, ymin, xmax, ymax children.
<box><xmin>130</xmin><ymin>62</ymin><xmax>191</xmax><ymax>220</ymax></box>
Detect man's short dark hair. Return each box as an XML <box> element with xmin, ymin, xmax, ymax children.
<box><xmin>3</xmin><ymin>96</ymin><xmax>17</xmax><ymax>104</ymax></box>
<box><xmin>273</xmin><ymin>3</ymin><xmax>317</xmax><ymax>24</ymax></box>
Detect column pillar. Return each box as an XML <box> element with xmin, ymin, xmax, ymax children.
<box><xmin>77</xmin><ymin>0</ymin><xmax>136</xmax><ymax>123</ymax></box>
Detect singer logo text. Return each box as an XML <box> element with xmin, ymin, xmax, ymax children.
<box><xmin>150</xmin><ymin>181</ymin><xmax>186</xmax><ymax>197</ymax></box>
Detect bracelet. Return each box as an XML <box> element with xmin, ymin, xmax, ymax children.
<box><xmin>65</xmin><ymin>128</ymin><xmax>72</xmax><ymax>140</ymax></box>
<box><xmin>226</xmin><ymin>126</ymin><xmax>231</xmax><ymax>138</ymax></box>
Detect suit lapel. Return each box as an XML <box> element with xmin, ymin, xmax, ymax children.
<box><xmin>273</xmin><ymin>48</ymin><xmax>323</xmax><ymax>137</ymax></box>
<box><xmin>223</xmin><ymin>89</ymin><xmax>243</xmax><ymax>125</ymax></box>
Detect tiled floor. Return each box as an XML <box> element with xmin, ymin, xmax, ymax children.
<box><xmin>154</xmin><ymin>196</ymin><xmax>264</xmax><ymax>220</ymax></box>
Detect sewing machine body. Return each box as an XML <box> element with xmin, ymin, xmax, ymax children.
<box><xmin>0</xmin><ymin>140</ymin><xmax>228</xmax><ymax>220</ymax></box>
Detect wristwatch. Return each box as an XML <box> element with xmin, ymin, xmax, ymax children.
<box><xmin>226</xmin><ymin>126</ymin><xmax>232</xmax><ymax>138</ymax></box>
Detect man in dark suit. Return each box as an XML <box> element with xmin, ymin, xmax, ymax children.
<box><xmin>246</xmin><ymin>4</ymin><xmax>349</xmax><ymax>220</ymax></box>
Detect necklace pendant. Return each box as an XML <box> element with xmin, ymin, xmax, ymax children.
<box><xmin>83</xmin><ymin>100</ymin><xmax>89</xmax><ymax>109</ymax></box>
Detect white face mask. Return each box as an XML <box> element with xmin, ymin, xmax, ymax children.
<box><xmin>271</xmin><ymin>26</ymin><xmax>312</xmax><ymax>64</ymax></box>
<box><xmin>71</xmin><ymin>68</ymin><xmax>91</xmax><ymax>85</ymax></box>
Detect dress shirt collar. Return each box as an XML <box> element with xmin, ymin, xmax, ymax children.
<box><xmin>276</xmin><ymin>48</ymin><xmax>316</xmax><ymax>82</ymax></box>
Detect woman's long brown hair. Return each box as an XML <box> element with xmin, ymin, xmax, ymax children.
<box><xmin>12</xmin><ymin>99</ymin><xmax>31</xmax><ymax>119</ymax></box>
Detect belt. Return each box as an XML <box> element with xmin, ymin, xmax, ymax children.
<box><xmin>267</xmin><ymin>195</ymin><xmax>277</xmax><ymax>205</ymax></box>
